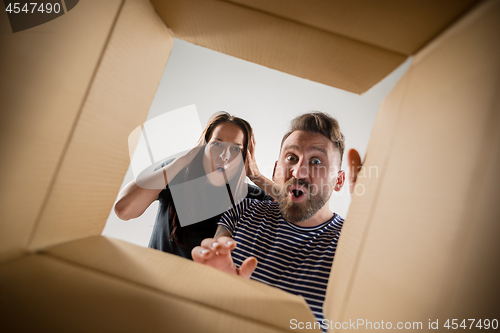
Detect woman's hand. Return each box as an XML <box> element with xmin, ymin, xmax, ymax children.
<box><xmin>245</xmin><ymin>135</ymin><xmax>261</xmax><ymax>179</ymax></box>
<box><xmin>175</xmin><ymin>132</ymin><xmax>206</xmax><ymax>166</ymax></box>
<box><xmin>244</xmin><ymin>135</ymin><xmax>278</xmax><ymax>200</ymax></box>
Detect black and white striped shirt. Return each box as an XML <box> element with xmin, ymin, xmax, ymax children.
<box><xmin>219</xmin><ymin>198</ymin><xmax>344</xmax><ymax>322</ymax></box>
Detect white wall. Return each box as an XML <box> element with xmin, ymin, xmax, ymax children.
<box><xmin>102</xmin><ymin>38</ymin><xmax>411</xmax><ymax>247</ymax></box>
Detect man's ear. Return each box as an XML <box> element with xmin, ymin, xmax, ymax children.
<box><xmin>272</xmin><ymin>161</ymin><xmax>277</xmax><ymax>182</ymax></box>
<box><xmin>334</xmin><ymin>170</ymin><xmax>345</xmax><ymax>192</ymax></box>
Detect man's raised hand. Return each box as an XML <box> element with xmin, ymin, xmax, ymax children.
<box><xmin>191</xmin><ymin>236</ymin><xmax>257</xmax><ymax>279</ymax></box>
<box><xmin>348</xmin><ymin>149</ymin><xmax>362</xmax><ymax>194</ymax></box>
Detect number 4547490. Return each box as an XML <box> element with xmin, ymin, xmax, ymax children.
<box><xmin>444</xmin><ymin>319</ymin><xmax>498</xmax><ymax>330</ymax></box>
<box><xmin>5</xmin><ymin>2</ymin><xmax>61</xmax><ymax>14</ymax></box>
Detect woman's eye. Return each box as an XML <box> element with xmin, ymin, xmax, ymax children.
<box><xmin>311</xmin><ymin>158</ymin><xmax>322</xmax><ymax>165</ymax></box>
<box><xmin>211</xmin><ymin>141</ymin><xmax>222</xmax><ymax>147</ymax></box>
<box><xmin>286</xmin><ymin>155</ymin><xmax>298</xmax><ymax>162</ymax></box>
<box><xmin>231</xmin><ymin>146</ymin><xmax>242</xmax><ymax>152</ymax></box>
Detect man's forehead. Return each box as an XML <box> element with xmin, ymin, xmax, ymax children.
<box><xmin>282</xmin><ymin>144</ymin><xmax>329</xmax><ymax>156</ymax></box>
<box><xmin>281</xmin><ymin>131</ymin><xmax>335</xmax><ymax>154</ymax></box>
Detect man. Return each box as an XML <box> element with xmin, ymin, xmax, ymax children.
<box><xmin>192</xmin><ymin>112</ymin><xmax>347</xmax><ymax>322</ymax></box>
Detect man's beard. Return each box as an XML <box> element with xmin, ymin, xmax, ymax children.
<box><xmin>274</xmin><ymin>178</ymin><xmax>332</xmax><ymax>223</ymax></box>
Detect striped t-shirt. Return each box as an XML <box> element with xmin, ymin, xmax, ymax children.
<box><xmin>219</xmin><ymin>198</ymin><xmax>344</xmax><ymax>322</ymax></box>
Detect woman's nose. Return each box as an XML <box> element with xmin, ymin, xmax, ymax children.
<box><xmin>219</xmin><ymin>147</ymin><xmax>231</xmax><ymax>161</ymax></box>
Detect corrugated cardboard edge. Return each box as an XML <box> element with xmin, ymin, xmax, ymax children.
<box><xmin>42</xmin><ymin>235</ymin><xmax>320</xmax><ymax>332</ymax></box>
<box><xmin>325</xmin><ymin>0</ymin><xmax>500</xmax><ymax>329</ymax></box>
<box><xmin>324</xmin><ymin>67</ymin><xmax>414</xmax><ymax>324</ymax></box>
<box><xmin>222</xmin><ymin>0</ymin><xmax>481</xmax><ymax>56</ymax></box>
<box><xmin>27</xmin><ymin>0</ymin><xmax>174</xmax><ymax>251</ymax></box>
<box><xmin>151</xmin><ymin>0</ymin><xmax>407</xmax><ymax>94</ymax></box>
<box><xmin>0</xmin><ymin>0</ymin><xmax>124</xmax><ymax>263</ymax></box>
<box><xmin>0</xmin><ymin>253</ymin><xmax>303</xmax><ymax>333</ymax></box>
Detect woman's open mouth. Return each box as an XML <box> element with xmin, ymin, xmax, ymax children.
<box><xmin>214</xmin><ymin>164</ymin><xmax>228</xmax><ymax>173</ymax></box>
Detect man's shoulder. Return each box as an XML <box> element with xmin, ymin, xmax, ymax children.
<box><xmin>233</xmin><ymin>198</ymin><xmax>281</xmax><ymax>223</ymax></box>
<box><xmin>240</xmin><ymin>197</ymin><xmax>278</xmax><ymax>211</ymax></box>
<box><xmin>331</xmin><ymin>213</ymin><xmax>344</xmax><ymax>226</ymax></box>
<box><xmin>319</xmin><ymin>213</ymin><xmax>344</xmax><ymax>239</ymax></box>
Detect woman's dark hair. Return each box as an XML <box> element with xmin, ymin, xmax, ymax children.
<box><xmin>169</xmin><ymin>111</ymin><xmax>253</xmax><ymax>246</ymax></box>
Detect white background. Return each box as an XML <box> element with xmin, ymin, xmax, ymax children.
<box><xmin>102</xmin><ymin>38</ymin><xmax>411</xmax><ymax>247</ymax></box>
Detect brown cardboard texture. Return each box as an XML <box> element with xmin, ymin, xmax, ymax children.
<box><xmin>1</xmin><ymin>0</ymin><xmax>499</xmax><ymax>331</ymax></box>
<box><xmin>150</xmin><ymin>0</ymin><xmax>480</xmax><ymax>94</ymax></box>
<box><xmin>326</xmin><ymin>0</ymin><xmax>500</xmax><ymax>326</ymax></box>
<box><xmin>225</xmin><ymin>0</ymin><xmax>480</xmax><ymax>55</ymax></box>
<box><xmin>43</xmin><ymin>236</ymin><xmax>318</xmax><ymax>330</ymax></box>
<box><xmin>26</xmin><ymin>0</ymin><xmax>175</xmax><ymax>251</ymax></box>
<box><xmin>0</xmin><ymin>254</ymin><xmax>309</xmax><ymax>333</ymax></box>
<box><xmin>0</xmin><ymin>0</ymin><xmax>174</xmax><ymax>260</ymax></box>
<box><xmin>0</xmin><ymin>0</ymin><xmax>124</xmax><ymax>262</ymax></box>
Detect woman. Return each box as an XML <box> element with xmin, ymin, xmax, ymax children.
<box><xmin>114</xmin><ymin>112</ymin><xmax>275</xmax><ymax>259</ymax></box>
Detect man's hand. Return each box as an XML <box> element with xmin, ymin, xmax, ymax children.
<box><xmin>348</xmin><ymin>149</ymin><xmax>362</xmax><ymax>194</ymax></box>
<box><xmin>191</xmin><ymin>236</ymin><xmax>257</xmax><ymax>279</ymax></box>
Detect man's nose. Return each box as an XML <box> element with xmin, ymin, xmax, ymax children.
<box><xmin>219</xmin><ymin>147</ymin><xmax>231</xmax><ymax>162</ymax></box>
<box><xmin>291</xmin><ymin>159</ymin><xmax>309</xmax><ymax>179</ymax></box>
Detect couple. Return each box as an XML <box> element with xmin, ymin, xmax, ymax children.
<box><xmin>115</xmin><ymin>111</ymin><xmax>358</xmax><ymax>322</ymax></box>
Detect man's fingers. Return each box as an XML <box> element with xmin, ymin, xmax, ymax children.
<box><xmin>195</xmin><ymin>237</ymin><xmax>251</xmax><ymax>278</ymax></box>
<box><xmin>238</xmin><ymin>256</ymin><xmax>258</xmax><ymax>279</ymax></box>
<box><xmin>199</xmin><ymin>236</ymin><xmax>235</xmax><ymax>255</ymax></box>
<box><xmin>191</xmin><ymin>245</ymin><xmax>213</xmax><ymax>262</ymax></box>
<box><xmin>217</xmin><ymin>236</ymin><xmax>237</xmax><ymax>251</ymax></box>
<box><xmin>200</xmin><ymin>238</ymin><xmax>216</xmax><ymax>249</ymax></box>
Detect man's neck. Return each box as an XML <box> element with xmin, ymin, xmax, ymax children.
<box><xmin>291</xmin><ymin>205</ymin><xmax>334</xmax><ymax>227</ymax></box>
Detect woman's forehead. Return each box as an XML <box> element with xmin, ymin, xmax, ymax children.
<box><xmin>209</xmin><ymin>122</ymin><xmax>245</xmax><ymax>145</ymax></box>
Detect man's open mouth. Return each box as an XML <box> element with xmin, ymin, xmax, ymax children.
<box><xmin>288</xmin><ymin>185</ymin><xmax>307</xmax><ymax>201</ymax></box>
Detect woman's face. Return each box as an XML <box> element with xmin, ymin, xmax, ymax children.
<box><xmin>203</xmin><ymin>122</ymin><xmax>246</xmax><ymax>186</ymax></box>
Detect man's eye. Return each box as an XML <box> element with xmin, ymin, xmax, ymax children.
<box><xmin>311</xmin><ymin>158</ymin><xmax>322</xmax><ymax>165</ymax></box>
<box><xmin>286</xmin><ymin>155</ymin><xmax>298</xmax><ymax>162</ymax></box>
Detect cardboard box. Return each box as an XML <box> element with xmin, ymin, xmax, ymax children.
<box><xmin>0</xmin><ymin>0</ymin><xmax>498</xmax><ymax>331</ymax></box>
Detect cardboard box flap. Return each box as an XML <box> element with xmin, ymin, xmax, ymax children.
<box><xmin>0</xmin><ymin>254</ymin><xmax>313</xmax><ymax>333</ymax></box>
<box><xmin>0</xmin><ymin>0</ymin><xmax>123</xmax><ymax>263</ymax></box>
<box><xmin>26</xmin><ymin>0</ymin><xmax>174</xmax><ymax>252</ymax></box>
<box><xmin>324</xmin><ymin>68</ymin><xmax>415</xmax><ymax>320</ymax></box>
<box><xmin>224</xmin><ymin>0</ymin><xmax>481</xmax><ymax>55</ymax></box>
<box><xmin>325</xmin><ymin>0</ymin><xmax>500</xmax><ymax>324</ymax></box>
<box><xmin>151</xmin><ymin>0</ymin><xmax>406</xmax><ymax>94</ymax></box>
<box><xmin>43</xmin><ymin>235</ymin><xmax>319</xmax><ymax>331</ymax></box>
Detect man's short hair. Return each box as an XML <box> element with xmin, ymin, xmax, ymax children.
<box><xmin>281</xmin><ymin>112</ymin><xmax>345</xmax><ymax>166</ymax></box>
